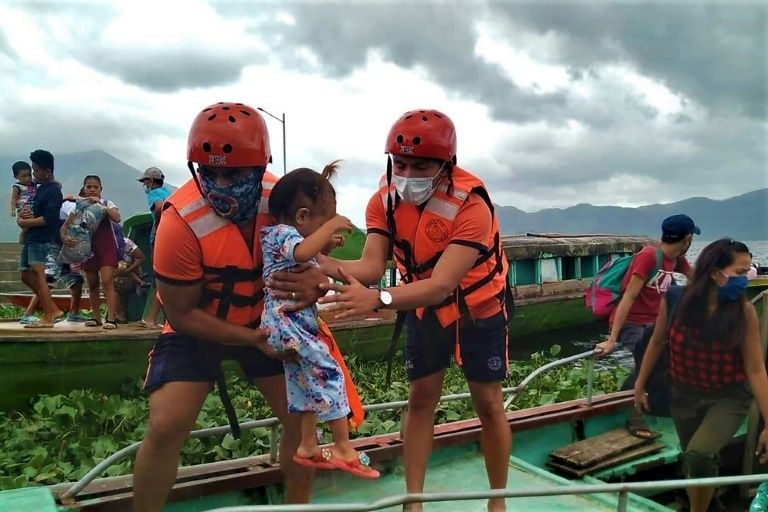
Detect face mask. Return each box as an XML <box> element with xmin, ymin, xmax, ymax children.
<box><xmin>392</xmin><ymin>165</ymin><xmax>444</xmax><ymax>205</ymax></box>
<box><xmin>199</xmin><ymin>168</ymin><xmax>264</xmax><ymax>225</ymax></box>
<box><xmin>718</xmin><ymin>271</ymin><xmax>748</xmax><ymax>302</ymax></box>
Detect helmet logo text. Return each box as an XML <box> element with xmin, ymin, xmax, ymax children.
<box><xmin>399</xmin><ymin>145</ymin><xmax>414</xmax><ymax>154</ymax></box>
<box><xmin>209</xmin><ymin>155</ymin><xmax>226</xmax><ymax>165</ymax></box>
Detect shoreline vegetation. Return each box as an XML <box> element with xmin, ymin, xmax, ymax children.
<box><xmin>0</xmin><ymin>346</ymin><xmax>628</xmax><ymax>491</ymax></box>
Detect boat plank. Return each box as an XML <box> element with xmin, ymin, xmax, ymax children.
<box><xmin>547</xmin><ymin>442</ymin><xmax>665</xmax><ymax>478</ymax></box>
<box><xmin>549</xmin><ymin>428</ymin><xmax>652</xmax><ymax>468</ymax></box>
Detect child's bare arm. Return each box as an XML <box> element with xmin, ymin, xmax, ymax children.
<box><xmin>9</xmin><ymin>186</ymin><xmax>19</xmax><ymax>216</ymax></box>
<box><xmin>293</xmin><ymin>215</ymin><xmax>354</xmax><ymax>263</ymax></box>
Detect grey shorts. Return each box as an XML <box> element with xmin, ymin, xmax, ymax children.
<box><xmin>616</xmin><ymin>322</ymin><xmax>651</xmax><ymax>351</ymax></box>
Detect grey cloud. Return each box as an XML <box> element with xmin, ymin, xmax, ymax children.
<box><xmin>236</xmin><ymin>3</ymin><xmax>765</xmax><ymax>122</ymax></box>
<box><xmin>494</xmin><ymin>3</ymin><xmax>767</xmax><ymax>119</ymax></box>
<box><xmin>72</xmin><ymin>47</ymin><xmax>253</xmax><ymax>92</ymax></box>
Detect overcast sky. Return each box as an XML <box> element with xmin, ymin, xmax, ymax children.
<box><xmin>1</xmin><ymin>1</ymin><xmax>765</xmax><ymax>227</ymax></box>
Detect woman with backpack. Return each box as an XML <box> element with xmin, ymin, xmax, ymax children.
<box><xmin>634</xmin><ymin>238</ymin><xmax>768</xmax><ymax>512</ymax></box>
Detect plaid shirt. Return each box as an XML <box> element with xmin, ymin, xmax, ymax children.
<box><xmin>668</xmin><ymin>320</ymin><xmax>746</xmax><ymax>391</ymax></box>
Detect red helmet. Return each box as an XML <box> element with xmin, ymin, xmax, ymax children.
<box><xmin>384</xmin><ymin>109</ymin><xmax>457</xmax><ymax>162</ymax></box>
<box><xmin>187</xmin><ymin>102</ymin><xmax>271</xmax><ymax>167</ymax></box>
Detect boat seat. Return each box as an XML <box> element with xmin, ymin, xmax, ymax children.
<box><xmin>0</xmin><ymin>487</ymin><xmax>58</xmax><ymax>512</ymax></box>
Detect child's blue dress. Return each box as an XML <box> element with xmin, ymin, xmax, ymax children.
<box><xmin>260</xmin><ymin>224</ymin><xmax>349</xmax><ymax>422</ymax></box>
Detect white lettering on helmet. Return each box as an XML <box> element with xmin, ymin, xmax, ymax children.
<box><xmin>400</xmin><ymin>145</ymin><xmax>414</xmax><ymax>154</ymax></box>
<box><xmin>209</xmin><ymin>155</ymin><xmax>226</xmax><ymax>164</ymax></box>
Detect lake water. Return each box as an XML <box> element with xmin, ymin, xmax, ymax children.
<box><xmin>510</xmin><ymin>239</ymin><xmax>768</xmax><ymax>370</ymax></box>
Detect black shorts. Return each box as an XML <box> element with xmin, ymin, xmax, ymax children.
<box><xmin>403</xmin><ymin>310</ymin><xmax>508</xmax><ymax>383</ymax></box>
<box><xmin>143</xmin><ymin>332</ymin><xmax>284</xmax><ymax>392</ymax></box>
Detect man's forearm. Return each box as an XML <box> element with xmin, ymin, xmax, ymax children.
<box><xmin>320</xmin><ymin>256</ymin><xmax>384</xmax><ymax>285</ymax></box>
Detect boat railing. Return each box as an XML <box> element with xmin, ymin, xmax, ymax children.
<box><xmin>201</xmin><ymin>473</ymin><xmax>768</xmax><ymax>512</ymax></box>
<box><xmin>60</xmin><ymin>348</ymin><xmax>601</xmax><ymax>500</ymax></box>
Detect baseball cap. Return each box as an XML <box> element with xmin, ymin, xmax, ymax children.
<box><xmin>137</xmin><ymin>166</ymin><xmax>164</xmax><ymax>182</ymax></box>
<box><xmin>661</xmin><ymin>214</ymin><xmax>701</xmax><ymax>241</ymax></box>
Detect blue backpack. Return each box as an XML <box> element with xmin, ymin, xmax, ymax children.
<box><xmin>585</xmin><ymin>247</ymin><xmax>662</xmax><ymax>319</ymax></box>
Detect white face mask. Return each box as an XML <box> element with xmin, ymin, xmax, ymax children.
<box><xmin>392</xmin><ymin>165</ymin><xmax>445</xmax><ymax>205</ymax></box>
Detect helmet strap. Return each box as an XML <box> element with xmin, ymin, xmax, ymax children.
<box><xmin>385</xmin><ymin>156</ymin><xmax>396</xmax><ymax>256</ymax></box>
<box><xmin>189</xmin><ymin>161</ymin><xmax>205</xmax><ymax>198</ymax></box>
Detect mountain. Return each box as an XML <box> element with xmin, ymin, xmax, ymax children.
<box><xmin>1</xmin><ymin>150</ymin><xmax>177</xmax><ymax>241</ymax></box>
<box><xmin>2</xmin><ymin>150</ymin><xmax>765</xmax><ymax>241</ymax></box>
<box><xmin>495</xmin><ymin>188</ymin><xmax>768</xmax><ymax>240</ymax></box>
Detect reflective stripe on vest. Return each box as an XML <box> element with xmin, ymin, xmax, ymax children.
<box><xmin>161</xmin><ymin>174</ymin><xmax>278</xmax><ymax>330</ymax></box>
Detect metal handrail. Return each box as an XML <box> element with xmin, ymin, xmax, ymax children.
<box><xmin>61</xmin><ymin>348</ymin><xmax>601</xmax><ymax>499</ymax></box>
<box><xmin>202</xmin><ymin>473</ymin><xmax>768</xmax><ymax>511</ymax></box>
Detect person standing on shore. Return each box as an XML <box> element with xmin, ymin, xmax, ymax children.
<box><xmin>137</xmin><ymin>166</ymin><xmax>170</xmax><ymax>328</ymax></box>
<box><xmin>17</xmin><ymin>149</ymin><xmax>63</xmax><ymax>328</ymax></box>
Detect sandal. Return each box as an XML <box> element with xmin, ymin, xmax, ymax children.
<box><xmin>19</xmin><ymin>315</ymin><xmax>38</xmax><ymax>324</ymax></box>
<box><xmin>138</xmin><ymin>319</ymin><xmax>162</xmax><ymax>329</ymax></box>
<box><xmin>626</xmin><ymin>416</ymin><xmax>662</xmax><ymax>440</ymax></box>
<box><xmin>292</xmin><ymin>449</ymin><xmax>335</xmax><ymax>470</ymax></box>
<box><xmin>85</xmin><ymin>319</ymin><xmax>103</xmax><ymax>327</ymax></box>
<box><xmin>326</xmin><ymin>449</ymin><xmax>380</xmax><ymax>479</ymax></box>
<box><xmin>103</xmin><ymin>321</ymin><xmax>117</xmax><ymax>330</ymax></box>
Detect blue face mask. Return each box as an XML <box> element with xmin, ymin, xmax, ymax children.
<box><xmin>199</xmin><ymin>168</ymin><xmax>264</xmax><ymax>225</ymax></box>
<box><xmin>718</xmin><ymin>272</ymin><xmax>749</xmax><ymax>302</ymax></box>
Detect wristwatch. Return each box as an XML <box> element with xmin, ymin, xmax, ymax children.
<box><xmin>376</xmin><ymin>288</ymin><xmax>393</xmax><ymax>310</ymax></box>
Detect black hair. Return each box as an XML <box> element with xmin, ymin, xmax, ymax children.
<box><xmin>83</xmin><ymin>175</ymin><xmax>102</xmax><ymax>185</ymax></box>
<box><xmin>676</xmin><ymin>238</ymin><xmax>751</xmax><ymax>347</ymax></box>
<box><xmin>269</xmin><ymin>161</ymin><xmax>340</xmax><ymax>222</ymax></box>
<box><xmin>11</xmin><ymin>161</ymin><xmax>31</xmax><ymax>178</ymax></box>
<box><xmin>29</xmin><ymin>149</ymin><xmax>54</xmax><ymax>172</ymax></box>
<box><xmin>661</xmin><ymin>232</ymin><xmax>687</xmax><ymax>244</ymax></box>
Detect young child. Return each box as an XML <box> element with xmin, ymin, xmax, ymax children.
<box><xmin>261</xmin><ymin>161</ymin><xmax>379</xmax><ymax>479</ymax></box>
<box><xmin>9</xmin><ymin>161</ymin><xmax>37</xmax><ymax>243</ymax></box>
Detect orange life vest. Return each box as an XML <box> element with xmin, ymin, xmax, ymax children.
<box><xmin>378</xmin><ymin>165</ymin><xmax>509</xmax><ymax>328</ymax></box>
<box><xmin>161</xmin><ymin>175</ymin><xmax>277</xmax><ymax>333</ymax></box>
<box><xmin>161</xmin><ymin>174</ymin><xmax>364</xmax><ymax>429</ymax></box>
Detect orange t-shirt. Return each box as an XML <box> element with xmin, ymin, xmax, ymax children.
<box><xmin>365</xmin><ymin>191</ymin><xmax>493</xmax><ymax>251</ymax></box>
<box><xmin>366</xmin><ymin>190</ymin><xmax>499</xmax><ymax>319</ymax></box>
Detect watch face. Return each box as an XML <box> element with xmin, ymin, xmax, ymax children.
<box><xmin>380</xmin><ymin>290</ymin><xmax>393</xmax><ymax>305</ymax></box>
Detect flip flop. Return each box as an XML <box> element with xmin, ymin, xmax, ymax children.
<box><xmin>84</xmin><ymin>319</ymin><xmax>103</xmax><ymax>327</ymax></box>
<box><xmin>327</xmin><ymin>451</ymin><xmax>380</xmax><ymax>479</ymax></box>
<box><xmin>626</xmin><ymin>416</ymin><xmax>662</xmax><ymax>440</ymax></box>
<box><xmin>102</xmin><ymin>321</ymin><xmax>117</xmax><ymax>330</ymax></box>
<box><xmin>18</xmin><ymin>315</ymin><xmax>38</xmax><ymax>324</ymax></box>
<box><xmin>24</xmin><ymin>321</ymin><xmax>54</xmax><ymax>329</ymax></box>
<box><xmin>292</xmin><ymin>449</ymin><xmax>335</xmax><ymax>470</ymax></box>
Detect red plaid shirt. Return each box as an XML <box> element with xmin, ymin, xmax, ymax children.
<box><xmin>668</xmin><ymin>320</ymin><xmax>745</xmax><ymax>391</ymax></box>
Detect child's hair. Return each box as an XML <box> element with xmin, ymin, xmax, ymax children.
<box><xmin>268</xmin><ymin>160</ymin><xmax>340</xmax><ymax>222</ymax></box>
<box><xmin>78</xmin><ymin>187</ymin><xmax>86</xmax><ymax>196</ymax></box>
<box><xmin>29</xmin><ymin>149</ymin><xmax>54</xmax><ymax>172</ymax></box>
<box><xmin>12</xmin><ymin>161</ymin><xmax>31</xmax><ymax>178</ymax></box>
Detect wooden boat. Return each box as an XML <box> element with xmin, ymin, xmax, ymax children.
<box><xmin>3</xmin><ymin>296</ymin><xmax>767</xmax><ymax>512</ymax></box>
